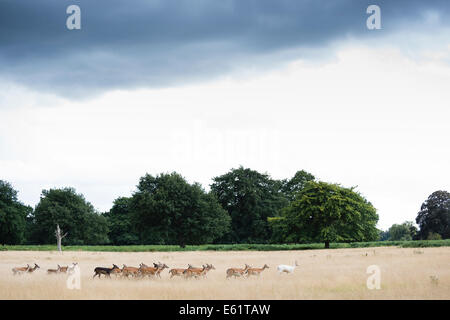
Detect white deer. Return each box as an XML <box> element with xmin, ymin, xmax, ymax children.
<box><xmin>277</xmin><ymin>261</ymin><xmax>299</xmax><ymax>274</ymax></box>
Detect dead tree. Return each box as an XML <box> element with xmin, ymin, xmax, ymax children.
<box><xmin>55</xmin><ymin>224</ymin><xmax>68</xmax><ymax>253</ymax></box>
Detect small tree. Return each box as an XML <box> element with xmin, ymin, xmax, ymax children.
<box><xmin>55</xmin><ymin>224</ymin><xmax>68</xmax><ymax>252</ymax></box>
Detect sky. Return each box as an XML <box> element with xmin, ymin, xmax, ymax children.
<box><xmin>1</xmin><ymin>0</ymin><xmax>449</xmax><ymax>230</ymax></box>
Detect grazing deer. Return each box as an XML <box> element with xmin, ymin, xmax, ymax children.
<box><xmin>93</xmin><ymin>264</ymin><xmax>120</xmax><ymax>279</ymax></box>
<box><xmin>226</xmin><ymin>264</ymin><xmax>251</xmax><ymax>279</ymax></box>
<box><xmin>47</xmin><ymin>265</ymin><xmax>61</xmax><ymax>274</ymax></box>
<box><xmin>121</xmin><ymin>264</ymin><xmax>140</xmax><ymax>278</ymax></box>
<box><xmin>12</xmin><ymin>264</ymin><xmax>30</xmax><ymax>275</ymax></box>
<box><xmin>246</xmin><ymin>264</ymin><xmax>269</xmax><ymax>277</ymax></box>
<box><xmin>277</xmin><ymin>261</ymin><xmax>299</xmax><ymax>274</ymax></box>
<box><xmin>27</xmin><ymin>263</ymin><xmax>40</xmax><ymax>273</ymax></box>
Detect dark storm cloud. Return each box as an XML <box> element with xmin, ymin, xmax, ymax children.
<box><xmin>0</xmin><ymin>0</ymin><xmax>449</xmax><ymax>98</ymax></box>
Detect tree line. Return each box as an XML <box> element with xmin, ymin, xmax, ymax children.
<box><xmin>1</xmin><ymin>167</ymin><xmax>449</xmax><ymax>247</ymax></box>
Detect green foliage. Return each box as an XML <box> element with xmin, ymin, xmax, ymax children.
<box><xmin>3</xmin><ymin>239</ymin><xmax>450</xmax><ymax>252</ymax></box>
<box><xmin>279</xmin><ymin>181</ymin><xmax>379</xmax><ymax>248</ymax></box>
<box><xmin>131</xmin><ymin>172</ymin><xmax>231</xmax><ymax>247</ymax></box>
<box><xmin>280</xmin><ymin>170</ymin><xmax>315</xmax><ymax>201</ymax></box>
<box><xmin>0</xmin><ymin>180</ymin><xmax>32</xmax><ymax>244</ymax></box>
<box><xmin>103</xmin><ymin>197</ymin><xmax>139</xmax><ymax>245</ymax></box>
<box><xmin>211</xmin><ymin>166</ymin><xmax>289</xmax><ymax>243</ymax></box>
<box><xmin>388</xmin><ymin>221</ymin><xmax>417</xmax><ymax>241</ymax></box>
<box><xmin>416</xmin><ymin>190</ymin><xmax>450</xmax><ymax>239</ymax></box>
<box><xmin>427</xmin><ymin>232</ymin><xmax>442</xmax><ymax>240</ymax></box>
<box><xmin>29</xmin><ymin>187</ymin><xmax>109</xmax><ymax>245</ymax></box>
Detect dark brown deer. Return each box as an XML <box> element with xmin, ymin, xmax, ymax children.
<box><xmin>58</xmin><ymin>265</ymin><xmax>69</xmax><ymax>273</ymax></box>
<box><xmin>93</xmin><ymin>264</ymin><xmax>120</xmax><ymax>279</ymax></box>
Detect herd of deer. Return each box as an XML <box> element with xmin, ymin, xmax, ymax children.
<box><xmin>12</xmin><ymin>261</ymin><xmax>299</xmax><ymax>279</ymax></box>
<box><xmin>11</xmin><ymin>262</ymin><xmax>78</xmax><ymax>275</ymax></box>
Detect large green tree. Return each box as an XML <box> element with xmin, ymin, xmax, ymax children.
<box><xmin>280</xmin><ymin>170</ymin><xmax>315</xmax><ymax>201</ymax></box>
<box><xmin>30</xmin><ymin>187</ymin><xmax>109</xmax><ymax>245</ymax></box>
<box><xmin>416</xmin><ymin>190</ymin><xmax>450</xmax><ymax>239</ymax></box>
<box><xmin>211</xmin><ymin>167</ymin><xmax>288</xmax><ymax>243</ymax></box>
<box><xmin>104</xmin><ymin>197</ymin><xmax>139</xmax><ymax>245</ymax></box>
<box><xmin>0</xmin><ymin>180</ymin><xmax>32</xmax><ymax>244</ymax></box>
<box><xmin>131</xmin><ymin>172</ymin><xmax>230</xmax><ymax>247</ymax></box>
<box><xmin>279</xmin><ymin>181</ymin><xmax>379</xmax><ymax>248</ymax></box>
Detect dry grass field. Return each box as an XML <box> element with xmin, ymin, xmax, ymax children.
<box><xmin>0</xmin><ymin>246</ymin><xmax>448</xmax><ymax>300</ymax></box>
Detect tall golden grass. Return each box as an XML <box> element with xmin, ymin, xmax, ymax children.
<box><xmin>0</xmin><ymin>247</ymin><xmax>448</xmax><ymax>299</ymax></box>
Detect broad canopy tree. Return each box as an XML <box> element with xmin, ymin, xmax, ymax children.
<box><xmin>0</xmin><ymin>180</ymin><xmax>32</xmax><ymax>245</ymax></box>
<box><xmin>103</xmin><ymin>197</ymin><xmax>139</xmax><ymax>245</ymax></box>
<box><xmin>416</xmin><ymin>190</ymin><xmax>450</xmax><ymax>239</ymax></box>
<box><xmin>131</xmin><ymin>172</ymin><xmax>231</xmax><ymax>247</ymax></box>
<box><xmin>279</xmin><ymin>181</ymin><xmax>379</xmax><ymax>248</ymax></box>
<box><xmin>211</xmin><ymin>167</ymin><xmax>289</xmax><ymax>243</ymax></box>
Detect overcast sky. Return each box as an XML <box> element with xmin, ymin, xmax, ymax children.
<box><xmin>1</xmin><ymin>0</ymin><xmax>449</xmax><ymax>230</ymax></box>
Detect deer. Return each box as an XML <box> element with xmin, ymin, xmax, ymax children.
<box><xmin>183</xmin><ymin>264</ymin><xmax>208</xmax><ymax>279</ymax></box>
<box><xmin>47</xmin><ymin>265</ymin><xmax>61</xmax><ymax>274</ymax></box>
<box><xmin>121</xmin><ymin>264</ymin><xmax>140</xmax><ymax>278</ymax></box>
<box><xmin>277</xmin><ymin>261</ymin><xmax>299</xmax><ymax>274</ymax></box>
<box><xmin>27</xmin><ymin>263</ymin><xmax>40</xmax><ymax>273</ymax></box>
<box><xmin>169</xmin><ymin>265</ymin><xmax>191</xmax><ymax>278</ymax></box>
<box><xmin>12</xmin><ymin>264</ymin><xmax>30</xmax><ymax>275</ymax></box>
<box><xmin>226</xmin><ymin>264</ymin><xmax>251</xmax><ymax>279</ymax></box>
<box><xmin>58</xmin><ymin>265</ymin><xmax>69</xmax><ymax>273</ymax></box>
<box><xmin>246</xmin><ymin>264</ymin><xmax>269</xmax><ymax>277</ymax></box>
<box><xmin>139</xmin><ymin>262</ymin><xmax>168</xmax><ymax>278</ymax></box>
<box><xmin>67</xmin><ymin>262</ymin><xmax>78</xmax><ymax>274</ymax></box>
<box><xmin>93</xmin><ymin>264</ymin><xmax>120</xmax><ymax>279</ymax></box>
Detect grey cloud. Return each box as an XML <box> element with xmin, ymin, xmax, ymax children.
<box><xmin>0</xmin><ymin>0</ymin><xmax>449</xmax><ymax>98</ymax></box>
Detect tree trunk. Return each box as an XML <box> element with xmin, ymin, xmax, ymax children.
<box><xmin>324</xmin><ymin>241</ymin><xmax>330</xmax><ymax>249</ymax></box>
<box><xmin>55</xmin><ymin>224</ymin><xmax>68</xmax><ymax>253</ymax></box>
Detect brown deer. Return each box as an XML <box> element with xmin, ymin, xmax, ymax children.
<box><xmin>58</xmin><ymin>265</ymin><xmax>69</xmax><ymax>273</ymax></box>
<box><xmin>12</xmin><ymin>264</ymin><xmax>30</xmax><ymax>275</ymax></box>
<box><xmin>226</xmin><ymin>264</ymin><xmax>251</xmax><ymax>279</ymax></box>
<box><xmin>169</xmin><ymin>265</ymin><xmax>191</xmax><ymax>278</ymax></box>
<box><xmin>47</xmin><ymin>265</ymin><xmax>61</xmax><ymax>274</ymax></box>
<box><xmin>139</xmin><ymin>262</ymin><xmax>168</xmax><ymax>278</ymax></box>
<box><xmin>183</xmin><ymin>265</ymin><xmax>207</xmax><ymax>279</ymax></box>
<box><xmin>121</xmin><ymin>264</ymin><xmax>140</xmax><ymax>278</ymax></box>
<box><xmin>27</xmin><ymin>263</ymin><xmax>40</xmax><ymax>273</ymax></box>
<box><xmin>246</xmin><ymin>264</ymin><xmax>269</xmax><ymax>277</ymax></box>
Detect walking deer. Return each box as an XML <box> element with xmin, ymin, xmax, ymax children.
<box><xmin>169</xmin><ymin>265</ymin><xmax>191</xmax><ymax>278</ymax></box>
<box><xmin>121</xmin><ymin>264</ymin><xmax>140</xmax><ymax>278</ymax></box>
<box><xmin>47</xmin><ymin>265</ymin><xmax>61</xmax><ymax>274</ymax></box>
<box><xmin>226</xmin><ymin>264</ymin><xmax>251</xmax><ymax>279</ymax></box>
<box><xmin>277</xmin><ymin>261</ymin><xmax>299</xmax><ymax>274</ymax></box>
<box><xmin>12</xmin><ymin>264</ymin><xmax>30</xmax><ymax>275</ymax></box>
<box><xmin>27</xmin><ymin>263</ymin><xmax>40</xmax><ymax>273</ymax></box>
<box><xmin>58</xmin><ymin>265</ymin><xmax>69</xmax><ymax>273</ymax></box>
<box><xmin>93</xmin><ymin>264</ymin><xmax>120</xmax><ymax>279</ymax></box>
<box><xmin>183</xmin><ymin>264</ymin><xmax>208</xmax><ymax>279</ymax></box>
<box><xmin>246</xmin><ymin>264</ymin><xmax>269</xmax><ymax>277</ymax></box>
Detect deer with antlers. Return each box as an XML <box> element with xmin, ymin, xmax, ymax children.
<box><xmin>12</xmin><ymin>264</ymin><xmax>30</xmax><ymax>275</ymax></box>
<box><xmin>246</xmin><ymin>264</ymin><xmax>269</xmax><ymax>277</ymax></box>
<box><xmin>226</xmin><ymin>264</ymin><xmax>251</xmax><ymax>279</ymax></box>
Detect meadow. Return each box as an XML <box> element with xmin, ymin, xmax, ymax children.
<box><xmin>0</xmin><ymin>246</ymin><xmax>449</xmax><ymax>299</ymax></box>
